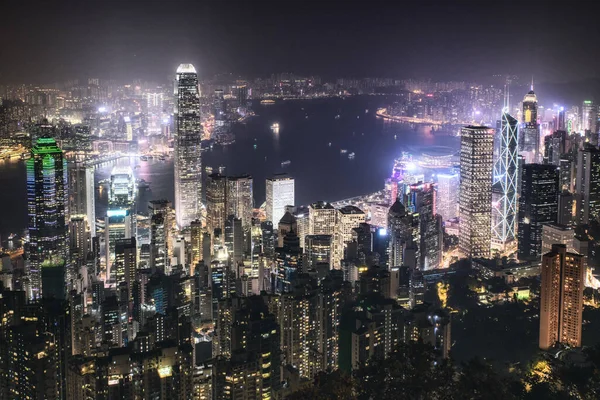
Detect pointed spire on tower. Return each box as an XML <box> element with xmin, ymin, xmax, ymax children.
<box><xmin>531</xmin><ymin>76</ymin><xmax>534</xmax><ymax>92</ymax></box>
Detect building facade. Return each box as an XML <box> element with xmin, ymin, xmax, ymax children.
<box><xmin>174</xmin><ymin>63</ymin><xmax>202</xmax><ymax>228</ymax></box>
<box><xmin>459</xmin><ymin>126</ymin><xmax>493</xmax><ymax>259</ymax></box>
<box><xmin>266</xmin><ymin>173</ymin><xmax>295</xmax><ymax>225</ymax></box>
<box><xmin>539</xmin><ymin>244</ymin><xmax>584</xmax><ymax>350</ymax></box>
<box><xmin>27</xmin><ymin>137</ymin><xmax>69</xmax><ymax>299</ymax></box>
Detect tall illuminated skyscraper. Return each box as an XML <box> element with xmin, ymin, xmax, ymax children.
<box><xmin>459</xmin><ymin>126</ymin><xmax>493</xmax><ymax>259</ymax></box>
<box><xmin>266</xmin><ymin>173</ymin><xmax>295</xmax><ymax>225</ymax></box>
<box><xmin>491</xmin><ymin>108</ymin><xmax>518</xmax><ymax>251</ymax></box>
<box><xmin>581</xmin><ymin>100</ymin><xmax>596</xmax><ymax>132</ymax></box>
<box><xmin>27</xmin><ymin>137</ymin><xmax>69</xmax><ymax>299</ymax></box>
<box><xmin>520</xmin><ymin>84</ymin><xmax>540</xmax><ymax>163</ymax></box>
<box><xmin>174</xmin><ymin>63</ymin><xmax>202</xmax><ymax>228</ymax></box>
<box><xmin>105</xmin><ymin>166</ymin><xmax>135</xmax><ymax>280</ymax></box>
<box><xmin>539</xmin><ymin>244</ymin><xmax>584</xmax><ymax>350</ymax></box>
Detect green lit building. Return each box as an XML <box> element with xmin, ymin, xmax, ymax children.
<box><xmin>27</xmin><ymin>136</ymin><xmax>68</xmax><ymax>300</ymax></box>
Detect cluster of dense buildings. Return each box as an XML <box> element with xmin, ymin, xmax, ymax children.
<box><xmin>0</xmin><ymin>65</ymin><xmax>599</xmax><ymax>399</ymax></box>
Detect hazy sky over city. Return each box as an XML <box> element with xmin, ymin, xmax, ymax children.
<box><xmin>1</xmin><ymin>0</ymin><xmax>598</xmax><ymax>83</ymax></box>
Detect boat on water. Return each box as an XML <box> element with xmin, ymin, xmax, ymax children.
<box><xmin>281</xmin><ymin>160</ymin><xmax>291</xmax><ymax>167</ymax></box>
<box><xmin>340</xmin><ymin>149</ymin><xmax>348</xmax><ymax>154</ymax></box>
<box><xmin>348</xmin><ymin>152</ymin><xmax>356</xmax><ymax>159</ymax></box>
<box><xmin>158</xmin><ymin>155</ymin><xmax>166</xmax><ymax>161</ymax></box>
<box><xmin>140</xmin><ymin>155</ymin><xmax>148</xmax><ymax>161</ymax></box>
<box><xmin>137</xmin><ymin>179</ymin><xmax>151</xmax><ymax>189</ymax></box>
<box><xmin>261</xmin><ymin>99</ymin><xmax>275</xmax><ymax>105</ymax></box>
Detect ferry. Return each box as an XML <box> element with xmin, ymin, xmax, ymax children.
<box><xmin>340</xmin><ymin>149</ymin><xmax>348</xmax><ymax>154</ymax></box>
<box><xmin>348</xmin><ymin>152</ymin><xmax>356</xmax><ymax>160</ymax></box>
<box><xmin>261</xmin><ymin>99</ymin><xmax>276</xmax><ymax>105</ymax></box>
<box><xmin>140</xmin><ymin>155</ymin><xmax>149</xmax><ymax>161</ymax></box>
<box><xmin>281</xmin><ymin>160</ymin><xmax>291</xmax><ymax>167</ymax></box>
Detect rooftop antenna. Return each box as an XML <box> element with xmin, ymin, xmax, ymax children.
<box><xmin>503</xmin><ymin>83</ymin><xmax>510</xmax><ymax>113</ymax></box>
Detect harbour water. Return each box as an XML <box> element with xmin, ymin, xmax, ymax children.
<box><xmin>0</xmin><ymin>95</ymin><xmax>459</xmax><ymax>241</ymax></box>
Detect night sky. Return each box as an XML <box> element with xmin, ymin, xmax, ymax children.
<box><xmin>1</xmin><ymin>1</ymin><xmax>598</xmax><ymax>83</ymax></box>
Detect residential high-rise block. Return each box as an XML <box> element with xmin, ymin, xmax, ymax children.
<box><xmin>459</xmin><ymin>126</ymin><xmax>493</xmax><ymax>259</ymax></box>
<box><xmin>518</xmin><ymin>164</ymin><xmax>559</xmax><ymax>262</ymax></box>
<box><xmin>174</xmin><ymin>63</ymin><xmax>202</xmax><ymax>228</ymax></box>
<box><xmin>539</xmin><ymin>244</ymin><xmax>584</xmax><ymax>350</ymax></box>
<box><xmin>27</xmin><ymin>137</ymin><xmax>68</xmax><ymax>300</ymax></box>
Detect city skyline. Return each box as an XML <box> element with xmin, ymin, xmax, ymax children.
<box><xmin>3</xmin><ymin>3</ymin><xmax>600</xmax><ymax>398</ymax></box>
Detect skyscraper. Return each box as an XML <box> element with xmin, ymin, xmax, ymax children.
<box><xmin>206</xmin><ymin>173</ymin><xmax>228</xmax><ymax>236</ymax></box>
<box><xmin>226</xmin><ymin>174</ymin><xmax>253</xmax><ymax>230</ymax></box>
<box><xmin>520</xmin><ymin>85</ymin><xmax>540</xmax><ymax>163</ymax></box>
<box><xmin>491</xmin><ymin>111</ymin><xmax>518</xmax><ymax>251</ymax></box>
<box><xmin>435</xmin><ymin>171</ymin><xmax>459</xmax><ymax>222</ymax></box>
<box><xmin>459</xmin><ymin>126</ymin><xmax>493</xmax><ymax>259</ymax></box>
<box><xmin>308</xmin><ymin>201</ymin><xmax>337</xmax><ymax>235</ymax></box>
<box><xmin>27</xmin><ymin>137</ymin><xmax>68</xmax><ymax>299</ymax></box>
<box><xmin>67</xmin><ymin>159</ymin><xmax>96</xmax><ymax>236</ymax></box>
<box><xmin>333</xmin><ymin>206</ymin><xmax>366</xmax><ymax>268</ymax></box>
<box><xmin>518</xmin><ymin>164</ymin><xmax>559</xmax><ymax>262</ymax></box>
<box><xmin>539</xmin><ymin>244</ymin><xmax>584</xmax><ymax>350</ymax></box>
<box><xmin>403</xmin><ymin>182</ymin><xmax>442</xmax><ymax>270</ymax></box>
<box><xmin>174</xmin><ymin>63</ymin><xmax>202</xmax><ymax>228</ymax></box>
<box><xmin>581</xmin><ymin>100</ymin><xmax>596</xmax><ymax>132</ymax></box>
<box><xmin>575</xmin><ymin>145</ymin><xmax>600</xmax><ymax>225</ymax></box>
<box><xmin>266</xmin><ymin>173</ymin><xmax>295</xmax><ymax>225</ymax></box>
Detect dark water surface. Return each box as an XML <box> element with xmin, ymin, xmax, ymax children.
<box><xmin>0</xmin><ymin>96</ymin><xmax>459</xmax><ymax>241</ymax></box>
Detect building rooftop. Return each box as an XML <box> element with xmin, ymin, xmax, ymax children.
<box><xmin>176</xmin><ymin>63</ymin><xmax>196</xmax><ymax>74</ymax></box>
<box><xmin>339</xmin><ymin>205</ymin><xmax>364</xmax><ymax>215</ymax></box>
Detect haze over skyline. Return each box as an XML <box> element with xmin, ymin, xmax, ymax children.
<box><xmin>1</xmin><ymin>0</ymin><xmax>598</xmax><ymax>84</ymax></box>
